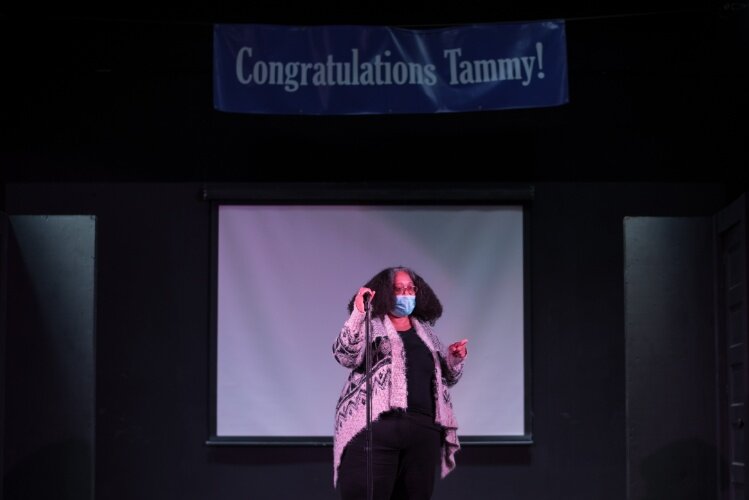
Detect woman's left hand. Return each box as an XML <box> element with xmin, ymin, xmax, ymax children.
<box><xmin>448</xmin><ymin>339</ymin><xmax>468</xmax><ymax>360</ymax></box>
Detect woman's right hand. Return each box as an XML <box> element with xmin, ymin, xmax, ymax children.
<box><xmin>354</xmin><ymin>287</ymin><xmax>375</xmax><ymax>313</ymax></box>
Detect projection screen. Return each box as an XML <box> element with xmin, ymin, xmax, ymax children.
<box><xmin>209</xmin><ymin>199</ymin><xmax>531</xmax><ymax>445</ymax></box>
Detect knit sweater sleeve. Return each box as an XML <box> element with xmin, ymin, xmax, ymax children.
<box><xmin>432</xmin><ymin>330</ymin><xmax>464</xmax><ymax>387</ymax></box>
<box><xmin>332</xmin><ymin>308</ymin><xmax>368</xmax><ymax>369</ymax></box>
<box><xmin>441</xmin><ymin>351</ymin><xmax>465</xmax><ymax>387</ymax></box>
<box><xmin>421</xmin><ymin>322</ymin><xmax>464</xmax><ymax>387</ymax></box>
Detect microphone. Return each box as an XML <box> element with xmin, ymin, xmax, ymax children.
<box><xmin>363</xmin><ymin>291</ymin><xmax>372</xmax><ymax>309</ymax></box>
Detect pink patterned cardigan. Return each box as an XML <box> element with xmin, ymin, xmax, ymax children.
<box><xmin>332</xmin><ymin>308</ymin><xmax>464</xmax><ymax>487</ymax></box>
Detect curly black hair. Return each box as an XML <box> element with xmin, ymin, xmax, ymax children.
<box><xmin>346</xmin><ymin>266</ymin><xmax>443</xmax><ymax>325</ymax></box>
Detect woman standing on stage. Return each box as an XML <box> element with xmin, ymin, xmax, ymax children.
<box><xmin>332</xmin><ymin>266</ymin><xmax>468</xmax><ymax>500</ymax></box>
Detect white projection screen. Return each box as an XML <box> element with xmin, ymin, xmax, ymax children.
<box><xmin>208</xmin><ymin>195</ymin><xmax>531</xmax><ymax>445</ymax></box>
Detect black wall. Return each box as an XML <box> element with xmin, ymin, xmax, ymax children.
<box><xmin>0</xmin><ymin>8</ymin><xmax>747</xmax><ymax>187</ymax></box>
<box><xmin>3</xmin><ymin>215</ymin><xmax>96</xmax><ymax>500</ymax></box>
<box><xmin>624</xmin><ymin>215</ymin><xmax>719</xmax><ymax>500</ymax></box>
<box><xmin>0</xmin><ymin>181</ymin><xmax>733</xmax><ymax>500</ymax></box>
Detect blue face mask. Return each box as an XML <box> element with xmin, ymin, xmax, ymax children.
<box><xmin>391</xmin><ymin>295</ymin><xmax>416</xmax><ymax>317</ymax></box>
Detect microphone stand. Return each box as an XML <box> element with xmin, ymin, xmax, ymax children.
<box><xmin>363</xmin><ymin>294</ymin><xmax>374</xmax><ymax>500</ymax></box>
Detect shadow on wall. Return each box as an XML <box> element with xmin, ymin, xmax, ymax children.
<box><xmin>639</xmin><ymin>437</ymin><xmax>722</xmax><ymax>500</ymax></box>
<box><xmin>3</xmin><ymin>438</ymin><xmax>92</xmax><ymax>500</ymax></box>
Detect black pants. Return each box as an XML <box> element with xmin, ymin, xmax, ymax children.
<box><xmin>337</xmin><ymin>411</ymin><xmax>442</xmax><ymax>500</ymax></box>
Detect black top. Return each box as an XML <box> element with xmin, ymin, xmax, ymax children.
<box><xmin>398</xmin><ymin>326</ymin><xmax>436</xmax><ymax>417</ymax></box>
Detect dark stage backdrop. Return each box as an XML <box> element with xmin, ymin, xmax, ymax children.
<box><xmin>1</xmin><ymin>181</ymin><xmax>731</xmax><ymax>500</ymax></box>
<box><xmin>3</xmin><ymin>215</ymin><xmax>96</xmax><ymax>500</ymax></box>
